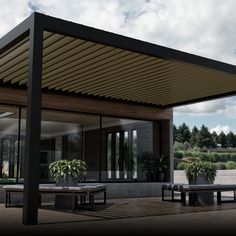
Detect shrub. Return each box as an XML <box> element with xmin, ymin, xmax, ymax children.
<box><xmin>176</xmin><ymin>162</ymin><xmax>187</xmax><ymax>170</ymax></box>
<box><xmin>181</xmin><ymin>156</ymin><xmax>200</xmax><ymax>162</ymax></box>
<box><xmin>198</xmin><ymin>152</ymin><xmax>209</xmax><ymax>162</ymax></box>
<box><xmin>230</xmin><ymin>154</ymin><xmax>236</xmax><ymax>162</ymax></box>
<box><xmin>174</xmin><ymin>151</ymin><xmax>184</xmax><ymax>159</ymax></box>
<box><xmin>183</xmin><ymin>142</ymin><xmax>191</xmax><ymax>151</ymax></box>
<box><xmin>226</xmin><ymin>161</ymin><xmax>236</xmax><ymax>170</ymax></box>
<box><xmin>214</xmin><ymin>162</ymin><xmax>227</xmax><ymax>170</ymax></box>
<box><xmin>174</xmin><ymin>142</ymin><xmax>184</xmax><ymax>151</ymax></box>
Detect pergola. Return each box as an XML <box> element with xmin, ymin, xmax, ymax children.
<box><xmin>1</xmin><ymin>12</ymin><xmax>236</xmax><ymax>225</ymax></box>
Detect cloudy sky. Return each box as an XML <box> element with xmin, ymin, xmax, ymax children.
<box><xmin>1</xmin><ymin>0</ymin><xmax>236</xmax><ymax>134</ymax></box>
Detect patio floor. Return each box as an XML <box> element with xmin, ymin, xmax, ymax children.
<box><xmin>1</xmin><ymin>197</ymin><xmax>236</xmax><ymax>235</ymax></box>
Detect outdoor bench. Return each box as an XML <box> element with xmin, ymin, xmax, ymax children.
<box><xmin>162</xmin><ymin>183</ymin><xmax>236</xmax><ymax>206</ymax></box>
<box><xmin>3</xmin><ymin>184</ymin><xmax>106</xmax><ymax>211</ymax></box>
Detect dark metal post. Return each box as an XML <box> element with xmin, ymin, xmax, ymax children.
<box><xmin>22</xmin><ymin>13</ymin><xmax>43</xmax><ymax>225</ymax></box>
<box><xmin>99</xmin><ymin>115</ymin><xmax>102</xmax><ymax>182</ymax></box>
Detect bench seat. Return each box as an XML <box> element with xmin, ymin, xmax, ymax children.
<box><xmin>3</xmin><ymin>184</ymin><xmax>107</xmax><ymax>210</ymax></box>
<box><xmin>162</xmin><ymin>183</ymin><xmax>236</xmax><ymax>205</ymax></box>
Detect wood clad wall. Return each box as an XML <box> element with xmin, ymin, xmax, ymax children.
<box><xmin>0</xmin><ymin>87</ymin><xmax>172</xmax><ymax>120</ymax></box>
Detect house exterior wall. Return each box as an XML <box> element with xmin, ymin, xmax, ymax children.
<box><xmin>0</xmin><ymin>87</ymin><xmax>173</xmax><ymax>198</ymax></box>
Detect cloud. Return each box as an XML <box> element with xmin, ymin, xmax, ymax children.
<box><xmin>174</xmin><ymin>98</ymin><xmax>226</xmax><ymax>116</ymax></box>
<box><xmin>210</xmin><ymin>125</ymin><xmax>232</xmax><ymax>134</ymax></box>
<box><xmin>28</xmin><ymin>0</ymin><xmax>45</xmax><ymax>14</ymax></box>
<box><xmin>0</xmin><ymin>0</ymin><xmax>29</xmax><ymax>37</ymax></box>
<box><xmin>174</xmin><ymin>97</ymin><xmax>236</xmax><ymax>118</ymax></box>
<box><xmin>1</xmin><ymin>0</ymin><xmax>236</xmax><ymax>118</ymax></box>
<box><xmin>1</xmin><ymin>0</ymin><xmax>236</xmax><ymax>65</ymax></box>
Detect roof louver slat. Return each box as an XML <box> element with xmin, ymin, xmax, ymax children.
<box><xmin>1</xmin><ymin>30</ymin><xmax>236</xmax><ymax>107</ymax></box>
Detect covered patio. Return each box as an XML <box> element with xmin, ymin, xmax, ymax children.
<box><xmin>1</xmin><ymin>12</ymin><xmax>236</xmax><ymax>225</ymax></box>
<box><xmin>1</xmin><ymin>197</ymin><xmax>236</xmax><ymax>234</ymax></box>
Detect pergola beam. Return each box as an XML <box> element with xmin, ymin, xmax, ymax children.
<box><xmin>0</xmin><ymin>15</ymin><xmax>32</xmax><ymax>54</ymax></box>
<box><xmin>37</xmin><ymin>13</ymin><xmax>236</xmax><ymax>75</ymax></box>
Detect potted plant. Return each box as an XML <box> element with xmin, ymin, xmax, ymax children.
<box><xmin>184</xmin><ymin>161</ymin><xmax>217</xmax><ymax>184</ymax></box>
<box><xmin>156</xmin><ymin>154</ymin><xmax>168</xmax><ymax>181</ymax></box>
<box><xmin>140</xmin><ymin>152</ymin><xmax>167</xmax><ymax>181</ymax></box>
<box><xmin>184</xmin><ymin>161</ymin><xmax>217</xmax><ymax>205</ymax></box>
<box><xmin>49</xmin><ymin>159</ymin><xmax>87</xmax><ymax>186</ymax></box>
<box><xmin>49</xmin><ymin>159</ymin><xmax>87</xmax><ymax>209</ymax></box>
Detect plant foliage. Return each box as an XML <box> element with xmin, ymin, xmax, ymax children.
<box><xmin>49</xmin><ymin>159</ymin><xmax>87</xmax><ymax>184</ymax></box>
<box><xmin>184</xmin><ymin>161</ymin><xmax>217</xmax><ymax>184</ymax></box>
<box><xmin>141</xmin><ymin>152</ymin><xmax>167</xmax><ymax>174</ymax></box>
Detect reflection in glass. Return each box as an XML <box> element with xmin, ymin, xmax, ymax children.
<box><xmin>115</xmin><ymin>132</ymin><xmax>120</xmax><ymax>179</ymax></box>
<box><xmin>102</xmin><ymin>116</ymin><xmax>154</xmax><ymax>181</ymax></box>
<box><xmin>0</xmin><ymin>104</ymin><xmax>157</xmax><ymax>183</ymax></box>
<box><xmin>123</xmin><ymin>131</ymin><xmax>129</xmax><ymax>179</ymax></box>
<box><xmin>132</xmin><ymin>130</ymin><xmax>138</xmax><ymax>179</ymax></box>
<box><xmin>107</xmin><ymin>133</ymin><xmax>112</xmax><ymax>179</ymax></box>
<box><xmin>0</xmin><ymin>106</ymin><xmax>19</xmax><ymax>183</ymax></box>
<box><xmin>20</xmin><ymin>109</ymin><xmax>100</xmax><ymax>182</ymax></box>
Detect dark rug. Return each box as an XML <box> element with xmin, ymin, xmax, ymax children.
<box><xmin>41</xmin><ymin>196</ymin><xmax>236</xmax><ymax>220</ymax></box>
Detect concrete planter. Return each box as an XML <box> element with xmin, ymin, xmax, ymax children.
<box><xmin>55</xmin><ymin>195</ymin><xmax>73</xmax><ymax>209</ymax></box>
<box><xmin>189</xmin><ymin>176</ymin><xmax>214</xmax><ymax>205</ymax></box>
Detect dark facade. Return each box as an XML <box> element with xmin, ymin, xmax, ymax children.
<box><xmin>0</xmin><ymin>91</ymin><xmax>173</xmax><ymax>184</ymax></box>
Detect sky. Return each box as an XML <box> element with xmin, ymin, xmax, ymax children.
<box><xmin>1</xmin><ymin>0</ymin><xmax>236</xmax><ymax>134</ymax></box>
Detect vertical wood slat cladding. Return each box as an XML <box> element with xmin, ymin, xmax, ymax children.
<box><xmin>0</xmin><ymin>87</ymin><xmax>172</xmax><ymax>120</ymax></box>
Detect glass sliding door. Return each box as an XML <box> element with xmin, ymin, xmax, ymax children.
<box><xmin>0</xmin><ymin>104</ymin><xmax>159</xmax><ymax>183</ymax></box>
<box><xmin>20</xmin><ymin>109</ymin><xmax>100</xmax><ymax>182</ymax></box>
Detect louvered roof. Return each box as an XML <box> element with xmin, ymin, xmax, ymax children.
<box><xmin>1</xmin><ymin>13</ymin><xmax>236</xmax><ymax>107</ymax></box>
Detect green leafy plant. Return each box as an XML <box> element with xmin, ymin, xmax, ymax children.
<box><xmin>49</xmin><ymin>159</ymin><xmax>87</xmax><ymax>185</ymax></box>
<box><xmin>184</xmin><ymin>161</ymin><xmax>217</xmax><ymax>184</ymax></box>
<box><xmin>140</xmin><ymin>151</ymin><xmax>167</xmax><ymax>181</ymax></box>
<box><xmin>141</xmin><ymin>152</ymin><xmax>167</xmax><ymax>173</ymax></box>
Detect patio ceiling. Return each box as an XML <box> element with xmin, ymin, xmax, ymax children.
<box><xmin>1</xmin><ymin>13</ymin><xmax>236</xmax><ymax>107</ymax></box>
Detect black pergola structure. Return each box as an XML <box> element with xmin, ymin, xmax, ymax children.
<box><xmin>1</xmin><ymin>12</ymin><xmax>236</xmax><ymax>225</ymax></box>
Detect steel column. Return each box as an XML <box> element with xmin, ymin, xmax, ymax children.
<box><xmin>22</xmin><ymin>13</ymin><xmax>43</xmax><ymax>225</ymax></box>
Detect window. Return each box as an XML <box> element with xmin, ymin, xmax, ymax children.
<box><xmin>0</xmin><ymin>105</ymin><xmax>157</xmax><ymax>183</ymax></box>
<box><xmin>21</xmin><ymin>109</ymin><xmax>100</xmax><ymax>182</ymax></box>
<box><xmin>103</xmin><ymin>116</ymin><xmax>154</xmax><ymax>181</ymax></box>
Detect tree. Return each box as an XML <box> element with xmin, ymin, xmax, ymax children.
<box><xmin>218</xmin><ymin>131</ymin><xmax>227</xmax><ymax>148</ymax></box>
<box><xmin>197</xmin><ymin>125</ymin><xmax>215</xmax><ymax>148</ymax></box>
<box><xmin>190</xmin><ymin>126</ymin><xmax>199</xmax><ymax>147</ymax></box>
<box><xmin>211</xmin><ymin>131</ymin><xmax>218</xmax><ymax>146</ymax></box>
<box><xmin>226</xmin><ymin>131</ymin><xmax>236</xmax><ymax>148</ymax></box>
<box><xmin>173</xmin><ymin>124</ymin><xmax>178</xmax><ymax>143</ymax></box>
<box><xmin>176</xmin><ymin>123</ymin><xmax>191</xmax><ymax>143</ymax></box>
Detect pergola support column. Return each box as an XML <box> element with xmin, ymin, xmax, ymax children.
<box><xmin>22</xmin><ymin>14</ymin><xmax>43</xmax><ymax>225</ymax></box>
